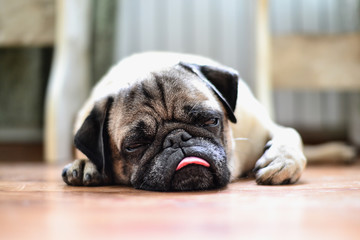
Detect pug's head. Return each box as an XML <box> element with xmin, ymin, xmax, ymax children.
<box><xmin>74</xmin><ymin>62</ymin><xmax>238</xmax><ymax>191</ymax></box>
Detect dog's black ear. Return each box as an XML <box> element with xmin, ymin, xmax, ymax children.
<box><xmin>74</xmin><ymin>96</ymin><xmax>114</xmax><ymax>176</ymax></box>
<box><xmin>179</xmin><ymin>62</ymin><xmax>238</xmax><ymax>123</ymax></box>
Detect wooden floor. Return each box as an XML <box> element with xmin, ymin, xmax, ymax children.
<box><xmin>1</xmin><ymin>161</ymin><xmax>360</xmax><ymax>240</ymax></box>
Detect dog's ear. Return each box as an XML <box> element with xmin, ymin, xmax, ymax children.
<box><xmin>74</xmin><ymin>96</ymin><xmax>114</xmax><ymax>176</ymax></box>
<box><xmin>179</xmin><ymin>62</ymin><xmax>238</xmax><ymax>123</ymax></box>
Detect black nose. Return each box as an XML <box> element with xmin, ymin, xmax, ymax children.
<box><xmin>163</xmin><ymin>130</ymin><xmax>192</xmax><ymax>148</ymax></box>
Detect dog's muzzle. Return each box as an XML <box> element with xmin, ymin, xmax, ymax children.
<box><xmin>131</xmin><ymin>129</ymin><xmax>230</xmax><ymax>191</ymax></box>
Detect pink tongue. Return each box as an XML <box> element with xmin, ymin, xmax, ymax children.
<box><xmin>176</xmin><ymin>157</ymin><xmax>210</xmax><ymax>171</ymax></box>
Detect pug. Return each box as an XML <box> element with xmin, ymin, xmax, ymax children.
<box><xmin>62</xmin><ymin>52</ymin><xmax>307</xmax><ymax>191</ymax></box>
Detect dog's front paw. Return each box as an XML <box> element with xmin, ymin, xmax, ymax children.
<box><xmin>62</xmin><ymin>159</ymin><xmax>104</xmax><ymax>186</ymax></box>
<box><xmin>254</xmin><ymin>144</ymin><xmax>306</xmax><ymax>185</ymax></box>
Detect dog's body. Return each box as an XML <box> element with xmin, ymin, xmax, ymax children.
<box><xmin>62</xmin><ymin>52</ymin><xmax>306</xmax><ymax>191</ymax></box>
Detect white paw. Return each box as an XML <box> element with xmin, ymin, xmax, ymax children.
<box><xmin>62</xmin><ymin>159</ymin><xmax>104</xmax><ymax>186</ymax></box>
<box><xmin>254</xmin><ymin>144</ymin><xmax>306</xmax><ymax>185</ymax></box>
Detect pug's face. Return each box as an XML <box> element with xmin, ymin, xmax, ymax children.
<box><xmin>75</xmin><ymin>63</ymin><xmax>238</xmax><ymax>191</ymax></box>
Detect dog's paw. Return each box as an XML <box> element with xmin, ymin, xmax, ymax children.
<box><xmin>254</xmin><ymin>144</ymin><xmax>306</xmax><ymax>185</ymax></box>
<box><xmin>62</xmin><ymin>159</ymin><xmax>103</xmax><ymax>186</ymax></box>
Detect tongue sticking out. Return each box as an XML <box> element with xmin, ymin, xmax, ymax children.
<box><xmin>176</xmin><ymin>157</ymin><xmax>210</xmax><ymax>171</ymax></box>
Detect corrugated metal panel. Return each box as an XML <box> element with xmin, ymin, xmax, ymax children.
<box><xmin>114</xmin><ymin>0</ymin><xmax>257</xmax><ymax>88</ymax></box>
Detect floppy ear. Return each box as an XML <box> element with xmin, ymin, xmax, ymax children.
<box><xmin>179</xmin><ymin>62</ymin><xmax>238</xmax><ymax>123</ymax></box>
<box><xmin>74</xmin><ymin>96</ymin><xmax>114</xmax><ymax>176</ymax></box>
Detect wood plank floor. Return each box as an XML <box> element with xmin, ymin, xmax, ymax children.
<box><xmin>1</xmin><ymin>162</ymin><xmax>359</xmax><ymax>240</ymax></box>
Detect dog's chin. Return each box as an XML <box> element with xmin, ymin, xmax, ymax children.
<box><xmin>133</xmin><ymin>163</ymin><xmax>229</xmax><ymax>192</ymax></box>
<box><xmin>170</xmin><ymin>165</ymin><xmax>216</xmax><ymax>191</ymax></box>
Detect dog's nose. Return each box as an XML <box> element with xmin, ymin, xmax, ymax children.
<box><xmin>163</xmin><ymin>130</ymin><xmax>192</xmax><ymax>148</ymax></box>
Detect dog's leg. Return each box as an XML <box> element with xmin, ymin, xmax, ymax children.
<box><xmin>304</xmin><ymin>142</ymin><xmax>356</xmax><ymax>164</ymax></box>
<box><xmin>62</xmin><ymin>159</ymin><xmax>105</xmax><ymax>186</ymax></box>
<box><xmin>254</xmin><ymin>126</ymin><xmax>307</xmax><ymax>185</ymax></box>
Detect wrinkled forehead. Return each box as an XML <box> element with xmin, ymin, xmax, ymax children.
<box><xmin>109</xmin><ymin>68</ymin><xmax>223</xmax><ymax>134</ymax></box>
<box><xmin>120</xmin><ymin>68</ymin><xmax>220</xmax><ymax>113</ymax></box>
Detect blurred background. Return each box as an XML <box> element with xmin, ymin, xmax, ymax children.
<box><xmin>0</xmin><ymin>0</ymin><xmax>359</xmax><ymax>162</ymax></box>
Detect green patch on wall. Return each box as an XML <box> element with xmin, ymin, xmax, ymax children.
<box><xmin>0</xmin><ymin>47</ymin><xmax>52</xmax><ymax>142</ymax></box>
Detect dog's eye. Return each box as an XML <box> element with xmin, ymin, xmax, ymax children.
<box><xmin>203</xmin><ymin>118</ymin><xmax>219</xmax><ymax>127</ymax></box>
<box><xmin>125</xmin><ymin>143</ymin><xmax>146</xmax><ymax>153</ymax></box>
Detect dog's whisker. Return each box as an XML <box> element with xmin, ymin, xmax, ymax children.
<box><xmin>233</xmin><ymin>137</ymin><xmax>249</xmax><ymax>141</ymax></box>
<box><xmin>189</xmin><ymin>100</ymin><xmax>202</xmax><ymax>113</ymax></box>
